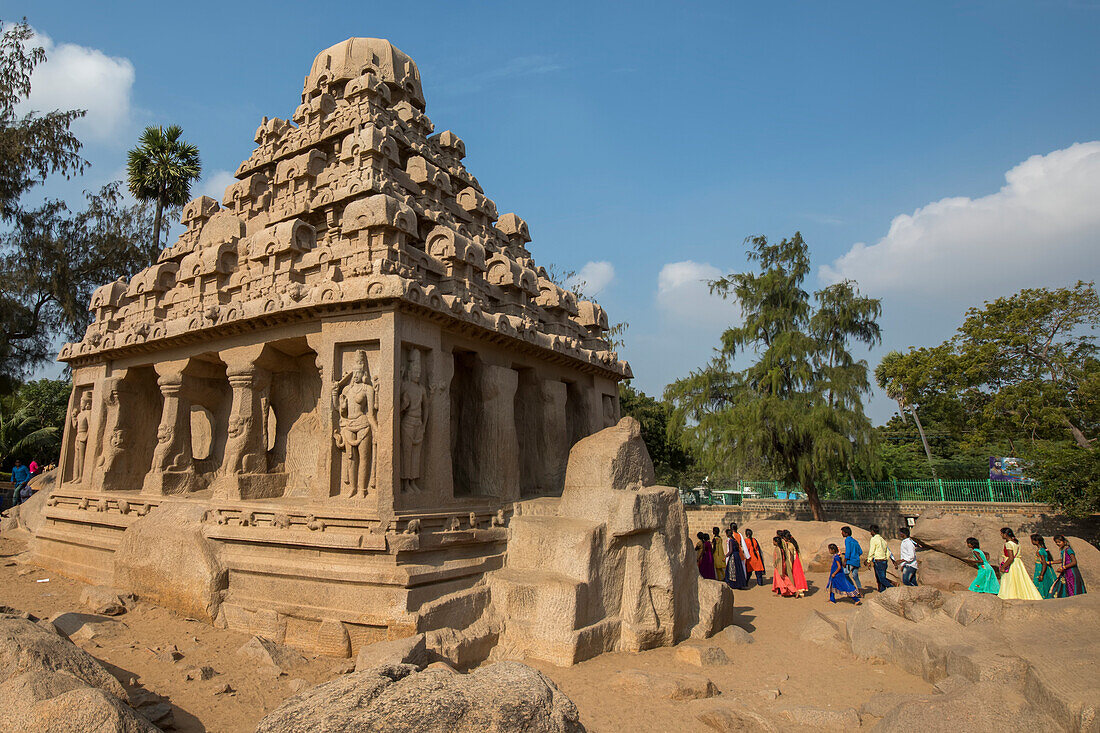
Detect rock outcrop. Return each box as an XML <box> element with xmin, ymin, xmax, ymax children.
<box><xmin>0</xmin><ymin>610</ymin><xmax>158</xmax><ymax>732</ymax></box>
<box><xmin>488</xmin><ymin>417</ymin><xmax>733</xmax><ymax>666</ymax></box>
<box><xmin>113</xmin><ymin>503</ymin><xmax>226</xmax><ymax>623</ymax></box>
<box><xmin>833</xmin><ymin>586</ymin><xmax>1099</xmax><ymax>732</ymax></box>
<box><xmin>255</xmin><ymin>662</ymin><xmax>584</xmax><ymax>733</ymax></box>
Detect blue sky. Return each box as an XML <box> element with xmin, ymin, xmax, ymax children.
<box><xmin>10</xmin><ymin>1</ymin><xmax>1100</xmax><ymax>422</ymax></box>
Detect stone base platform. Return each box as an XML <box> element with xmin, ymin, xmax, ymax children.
<box><xmin>32</xmin><ymin>488</ymin><xmax>508</xmax><ymax>657</ymax></box>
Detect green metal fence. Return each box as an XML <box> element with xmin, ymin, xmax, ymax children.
<box><xmin>680</xmin><ymin>479</ymin><xmax>1039</xmax><ymax>507</ymax></box>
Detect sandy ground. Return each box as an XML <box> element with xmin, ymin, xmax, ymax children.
<box><xmin>1</xmin><ymin>533</ymin><xmax>930</xmax><ymax>732</ymax></box>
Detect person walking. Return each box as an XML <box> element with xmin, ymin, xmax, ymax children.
<box><xmin>866</xmin><ymin>525</ymin><xmax>894</xmax><ymax>592</ymax></box>
<box><xmin>728</xmin><ymin>523</ymin><xmax>750</xmax><ymax>590</ymax></box>
<box><xmin>696</xmin><ymin>532</ymin><xmax>716</xmax><ymax>580</ymax></box>
<box><xmin>966</xmin><ymin>537</ymin><xmax>1000</xmax><ymax>594</ymax></box>
<box><xmin>771</xmin><ymin>535</ymin><xmax>796</xmax><ymax>597</ymax></box>
<box><xmin>10</xmin><ymin>460</ymin><xmax>30</xmax><ymax>506</ymax></box>
<box><xmin>825</xmin><ymin>544</ymin><xmax>862</xmax><ymax>605</ymax></box>
<box><xmin>744</xmin><ymin>529</ymin><xmax>766</xmax><ymax>586</ymax></box>
<box><xmin>996</xmin><ymin>528</ymin><xmax>1043</xmax><ymax>600</ymax></box>
<box><xmin>782</xmin><ymin>530</ymin><xmax>808</xmax><ymax>598</ymax></box>
<box><xmin>711</xmin><ymin>527</ymin><xmax>726</xmax><ymax>581</ymax></box>
<box><xmin>841</xmin><ymin>526</ymin><xmax>864</xmax><ymax>592</ymax></box>
<box><xmin>1030</xmin><ymin>534</ymin><xmax>1056</xmax><ymax>599</ymax></box>
<box><xmin>1051</xmin><ymin>535</ymin><xmax>1087</xmax><ymax>597</ymax></box>
<box><xmin>28</xmin><ymin>459</ymin><xmax>39</xmax><ymax>477</ymax></box>
<box><xmin>896</xmin><ymin>527</ymin><xmax>918</xmax><ymax>587</ymax></box>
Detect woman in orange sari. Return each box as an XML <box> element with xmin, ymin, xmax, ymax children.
<box><xmin>744</xmin><ymin>528</ymin><xmax>766</xmax><ymax>586</ymax></box>
<box><xmin>772</xmin><ymin>535</ymin><xmax>797</xmax><ymax>597</ymax></box>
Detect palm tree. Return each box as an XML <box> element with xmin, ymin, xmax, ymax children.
<box><xmin>0</xmin><ymin>397</ymin><xmax>59</xmax><ymax>467</ymax></box>
<box><xmin>126</xmin><ymin>125</ymin><xmax>201</xmax><ymax>251</ymax></box>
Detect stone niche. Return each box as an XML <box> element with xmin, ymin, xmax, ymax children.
<box><xmin>33</xmin><ymin>37</ymin><xmax>638</xmax><ymax>659</ymax></box>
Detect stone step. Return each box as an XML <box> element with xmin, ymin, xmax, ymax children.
<box><xmin>487</xmin><ymin>567</ymin><xmax>590</xmax><ymax>634</ymax></box>
<box><xmin>505</xmin><ymin>515</ymin><xmax>604</xmax><ymax>581</ymax></box>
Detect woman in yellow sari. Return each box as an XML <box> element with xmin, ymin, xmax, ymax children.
<box><xmin>997</xmin><ymin>527</ymin><xmax>1043</xmax><ymax>601</ymax></box>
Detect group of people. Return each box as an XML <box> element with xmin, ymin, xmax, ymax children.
<box><xmin>968</xmin><ymin>528</ymin><xmax>1087</xmax><ymax>599</ymax></box>
<box><xmin>695</xmin><ymin>524</ymin><xmax>766</xmax><ymax>590</ymax></box>
<box><xmin>7</xmin><ymin>459</ymin><xmax>42</xmax><ymax>506</ymax></box>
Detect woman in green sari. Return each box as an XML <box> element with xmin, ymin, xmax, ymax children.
<box><xmin>1030</xmin><ymin>534</ymin><xmax>1055</xmax><ymax>599</ymax></box>
<box><xmin>966</xmin><ymin>537</ymin><xmax>999</xmax><ymax>594</ymax></box>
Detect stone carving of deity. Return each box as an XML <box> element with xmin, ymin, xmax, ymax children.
<box><xmin>99</xmin><ymin>381</ymin><xmax>126</xmax><ymax>475</ymax></box>
<box><xmin>399</xmin><ymin>349</ymin><xmax>428</xmax><ymax>493</ymax></box>
<box><xmin>71</xmin><ymin>390</ymin><xmax>94</xmax><ymax>481</ymax></box>
<box><xmin>332</xmin><ymin>349</ymin><xmax>378</xmax><ymax>498</ymax></box>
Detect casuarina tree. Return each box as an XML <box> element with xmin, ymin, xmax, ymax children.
<box><xmin>665</xmin><ymin>232</ymin><xmax>881</xmax><ymax>520</ymax></box>
<box><xmin>126</xmin><ymin>124</ymin><xmax>201</xmax><ymax>251</ymax></box>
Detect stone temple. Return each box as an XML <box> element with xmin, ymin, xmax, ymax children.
<box><xmin>34</xmin><ymin>38</ymin><xmax>730</xmax><ymax>664</ymax></box>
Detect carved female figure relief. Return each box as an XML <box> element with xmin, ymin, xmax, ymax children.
<box><xmin>71</xmin><ymin>390</ymin><xmax>94</xmax><ymax>482</ymax></box>
<box><xmin>332</xmin><ymin>349</ymin><xmax>378</xmax><ymax>498</ymax></box>
<box><xmin>399</xmin><ymin>348</ymin><xmax>428</xmax><ymax>493</ymax></box>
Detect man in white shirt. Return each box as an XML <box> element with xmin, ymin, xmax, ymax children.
<box><xmin>895</xmin><ymin>527</ymin><xmax>918</xmax><ymax>586</ymax></box>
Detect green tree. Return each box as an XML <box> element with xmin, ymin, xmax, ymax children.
<box><xmin>0</xmin><ymin>395</ymin><xmax>59</xmax><ymax>468</ymax></box>
<box><xmin>126</xmin><ymin>124</ymin><xmax>201</xmax><ymax>251</ymax></box>
<box><xmin>0</xmin><ymin>19</ymin><xmax>86</xmax><ymax>221</ymax></box>
<box><xmin>881</xmin><ymin>283</ymin><xmax>1099</xmax><ymax>454</ymax></box>
<box><xmin>1</xmin><ymin>183</ymin><xmax>157</xmax><ymax>386</ymax></box>
<box><xmin>618</xmin><ymin>382</ymin><xmax>697</xmax><ymax>486</ymax></box>
<box><xmin>666</xmin><ymin>233</ymin><xmax>880</xmax><ymax>520</ymax></box>
<box><xmin>1029</xmin><ymin>442</ymin><xmax>1100</xmax><ymax>517</ymax></box>
<box><xmin>876</xmin><ymin>349</ymin><xmax>940</xmax><ymax>478</ymax></box>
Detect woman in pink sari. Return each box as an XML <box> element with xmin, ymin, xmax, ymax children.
<box><xmin>695</xmin><ymin>532</ymin><xmax>716</xmax><ymax>580</ymax></box>
<box><xmin>782</xmin><ymin>530</ymin><xmax>809</xmax><ymax>597</ymax></box>
<box><xmin>772</xmin><ymin>535</ymin><xmax>797</xmax><ymax>597</ymax></box>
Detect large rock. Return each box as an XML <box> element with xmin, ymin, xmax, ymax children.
<box><xmin>843</xmin><ymin>586</ymin><xmax>1099</xmax><ymax>733</ymax></box>
<box><xmin>255</xmin><ymin>662</ymin><xmax>584</xmax><ymax>733</ymax></box>
<box><xmin>80</xmin><ymin>586</ymin><xmax>128</xmax><ymax>616</ymax></box>
<box><xmin>911</xmin><ymin>549</ymin><xmax>975</xmax><ymax>591</ymax></box>
<box><xmin>0</xmin><ymin>611</ymin><xmax>157</xmax><ymax>732</ymax></box>
<box><xmin>236</xmin><ymin>636</ymin><xmax>306</xmax><ymax>673</ymax></box>
<box><xmin>112</xmin><ymin>502</ymin><xmax>226</xmax><ymax>623</ymax></box>
<box><xmin>610</xmin><ymin>669</ymin><xmax>719</xmax><ymax>701</ymax></box>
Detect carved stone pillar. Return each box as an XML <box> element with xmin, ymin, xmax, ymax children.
<box><xmin>477</xmin><ymin>364</ymin><xmax>519</xmax><ymax>501</ymax></box>
<box><xmin>213</xmin><ymin>345</ymin><xmax>285</xmax><ymax>500</ymax></box>
<box><xmin>425</xmin><ymin>350</ymin><xmax>453</xmax><ymax>502</ymax></box>
<box><xmin>143</xmin><ymin>360</ymin><xmax>202</xmax><ymax>495</ymax></box>
<box><xmin>538</xmin><ymin>379</ymin><xmax>569</xmax><ymax>495</ymax></box>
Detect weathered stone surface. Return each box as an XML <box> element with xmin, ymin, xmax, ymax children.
<box><xmin>797</xmin><ymin>610</ymin><xmax>845</xmax><ymax>647</ymax></box>
<box><xmin>910</xmin><ymin>549</ymin><xmax>974</xmax><ymax>592</ymax></box>
<box><xmin>80</xmin><ymin>586</ymin><xmax>127</xmax><ymax>616</ymax></box>
<box><xmin>0</xmin><ymin>612</ymin><xmax>157</xmax><ymax>733</ymax></box>
<box><xmin>691</xmin><ymin>580</ymin><xmax>735</xmax><ymax>639</ymax></box>
<box><xmin>236</xmin><ymin>636</ymin><xmax>306</xmax><ymax>673</ymax></box>
<box><xmin>674</xmin><ymin>642</ymin><xmax>731</xmax><ymax>667</ymax></box>
<box><xmin>713</xmin><ymin>624</ymin><xmax>754</xmax><ymax>645</ymax></box>
<box><xmin>49</xmin><ymin>612</ymin><xmax>122</xmax><ymax>642</ymax></box>
<box><xmin>687</xmin><ymin>698</ymin><xmax>778</xmax><ymax>732</ymax></box>
<box><xmin>113</xmin><ymin>503</ymin><xmax>226</xmax><ymax>623</ymax></box>
<box><xmin>610</xmin><ymin>669</ymin><xmax>719</xmax><ymax>701</ymax></box>
<box><xmin>845</xmin><ymin>587</ymin><xmax>1099</xmax><ymax>733</ymax></box>
<box><xmin>354</xmin><ymin>633</ymin><xmax>430</xmax><ymax>671</ymax></box>
<box><xmin>256</xmin><ymin>662</ymin><xmax>584</xmax><ymax>733</ymax></box>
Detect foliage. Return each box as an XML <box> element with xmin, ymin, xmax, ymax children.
<box><xmin>127</xmin><ymin>124</ymin><xmax>201</xmax><ymax>250</ymax></box>
<box><xmin>1029</xmin><ymin>442</ymin><xmax>1100</xmax><ymax>517</ymax></box>
<box><xmin>665</xmin><ymin>232</ymin><xmax>880</xmax><ymax>519</ymax></box>
<box><xmin>0</xmin><ymin>183</ymin><xmax>158</xmax><ymax>387</ymax></box>
<box><xmin>0</xmin><ymin>20</ymin><xmax>86</xmax><ymax>221</ymax></box>
<box><xmin>618</xmin><ymin>382</ymin><xmax>699</xmax><ymax>486</ymax></box>
<box><xmin>0</xmin><ymin>391</ymin><xmax>62</xmax><ymax>468</ymax></box>
<box><xmin>878</xmin><ymin>283</ymin><xmax>1099</xmax><ymax>450</ymax></box>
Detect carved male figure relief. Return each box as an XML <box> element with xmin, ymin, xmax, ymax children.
<box><xmin>333</xmin><ymin>349</ymin><xmax>378</xmax><ymax>498</ymax></box>
<box><xmin>71</xmin><ymin>390</ymin><xmax>94</xmax><ymax>482</ymax></box>
<box><xmin>399</xmin><ymin>348</ymin><xmax>428</xmax><ymax>493</ymax></box>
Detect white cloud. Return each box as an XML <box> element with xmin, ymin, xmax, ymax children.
<box><xmin>16</xmin><ymin>30</ymin><xmax>135</xmax><ymax>142</ymax></box>
<box><xmin>569</xmin><ymin>260</ymin><xmax>615</xmax><ymax>296</ymax></box>
<box><xmin>656</xmin><ymin>260</ymin><xmax>740</xmax><ymax>325</ymax></box>
<box><xmin>821</xmin><ymin>142</ymin><xmax>1100</xmax><ymax>303</ymax></box>
<box><xmin>198</xmin><ymin>170</ymin><xmax>237</xmax><ymax>202</ymax></box>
